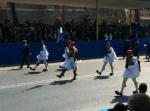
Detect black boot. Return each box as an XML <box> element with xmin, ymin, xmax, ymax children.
<box><xmin>43</xmin><ymin>69</ymin><xmax>48</xmax><ymax>72</ymax></box>
<box><xmin>56</xmin><ymin>75</ymin><xmax>62</xmax><ymax>78</ymax></box>
<box><xmin>133</xmin><ymin>91</ymin><xmax>138</xmax><ymax>94</ymax></box>
<box><xmin>96</xmin><ymin>70</ymin><xmax>101</xmax><ymax>75</ymax></box>
<box><xmin>30</xmin><ymin>67</ymin><xmax>35</xmax><ymax>71</ymax></box>
<box><xmin>19</xmin><ymin>65</ymin><xmax>23</xmax><ymax>68</ymax></box>
<box><xmin>115</xmin><ymin>91</ymin><xmax>123</xmax><ymax>96</ymax></box>
<box><xmin>71</xmin><ymin>73</ymin><xmax>77</xmax><ymax>81</ymax></box>
<box><xmin>109</xmin><ymin>73</ymin><xmax>114</xmax><ymax>76</ymax></box>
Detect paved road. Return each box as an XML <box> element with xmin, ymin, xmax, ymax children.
<box><xmin>0</xmin><ymin>57</ymin><xmax>150</xmax><ymax>111</ymax></box>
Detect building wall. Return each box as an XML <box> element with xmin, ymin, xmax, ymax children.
<box><xmin>140</xmin><ymin>9</ymin><xmax>150</xmax><ymax>25</ymax></box>
<box><xmin>0</xmin><ymin>3</ymin><xmax>127</xmax><ymax>25</ymax></box>
<box><xmin>1</xmin><ymin>3</ymin><xmax>150</xmax><ymax>25</ymax></box>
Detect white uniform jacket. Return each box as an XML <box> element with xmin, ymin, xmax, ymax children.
<box><xmin>123</xmin><ymin>57</ymin><xmax>140</xmax><ymax>78</ymax></box>
<box><xmin>104</xmin><ymin>47</ymin><xmax>117</xmax><ymax>63</ymax></box>
<box><xmin>37</xmin><ymin>45</ymin><xmax>49</xmax><ymax>61</ymax></box>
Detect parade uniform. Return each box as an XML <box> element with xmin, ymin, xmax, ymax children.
<box><xmin>30</xmin><ymin>41</ymin><xmax>49</xmax><ymax>72</ymax></box>
<box><xmin>62</xmin><ymin>46</ymin><xmax>78</xmax><ymax>70</ymax></box>
<box><xmin>62</xmin><ymin>47</ymin><xmax>69</xmax><ymax>59</ymax></box>
<box><xmin>37</xmin><ymin>45</ymin><xmax>49</xmax><ymax>62</ymax></box>
<box><xmin>96</xmin><ymin>42</ymin><xmax>117</xmax><ymax>76</ymax></box>
<box><xmin>57</xmin><ymin>41</ymin><xmax>78</xmax><ymax>81</ymax></box>
<box><xmin>61</xmin><ymin>47</ymin><xmax>69</xmax><ymax>69</ymax></box>
<box><xmin>123</xmin><ymin>56</ymin><xmax>140</xmax><ymax>78</ymax></box>
<box><xmin>115</xmin><ymin>50</ymin><xmax>140</xmax><ymax>96</ymax></box>
<box><xmin>103</xmin><ymin>47</ymin><xmax>117</xmax><ymax>63</ymax></box>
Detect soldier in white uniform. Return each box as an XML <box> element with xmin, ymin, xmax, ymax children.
<box><xmin>56</xmin><ymin>41</ymin><xmax>78</xmax><ymax>81</ymax></box>
<box><xmin>115</xmin><ymin>50</ymin><xmax>140</xmax><ymax>96</ymax></box>
<box><xmin>30</xmin><ymin>40</ymin><xmax>49</xmax><ymax>72</ymax></box>
<box><xmin>59</xmin><ymin>40</ymin><xmax>72</xmax><ymax>69</ymax></box>
<box><xmin>96</xmin><ymin>42</ymin><xmax>117</xmax><ymax>76</ymax></box>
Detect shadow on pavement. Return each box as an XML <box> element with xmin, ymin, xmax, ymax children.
<box><xmin>25</xmin><ymin>85</ymin><xmax>44</xmax><ymax>91</ymax></box>
<box><xmin>50</xmin><ymin>80</ymin><xmax>73</xmax><ymax>85</ymax></box>
<box><xmin>24</xmin><ymin>71</ymin><xmax>42</xmax><ymax>75</ymax></box>
<box><xmin>94</xmin><ymin>75</ymin><xmax>109</xmax><ymax>80</ymax></box>
<box><xmin>8</xmin><ymin>68</ymin><xmax>22</xmax><ymax>71</ymax></box>
<box><xmin>55</xmin><ymin>68</ymin><xmax>63</xmax><ymax>72</ymax></box>
<box><xmin>110</xmin><ymin>96</ymin><xmax>129</xmax><ymax>103</ymax></box>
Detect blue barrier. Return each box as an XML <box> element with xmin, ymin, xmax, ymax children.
<box><xmin>0</xmin><ymin>39</ymin><xmax>148</xmax><ymax>65</ymax></box>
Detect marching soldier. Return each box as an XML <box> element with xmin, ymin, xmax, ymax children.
<box><xmin>56</xmin><ymin>41</ymin><xmax>78</xmax><ymax>81</ymax></box>
<box><xmin>96</xmin><ymin>42</ymin><xmax>117</xmax><ymax>76</ymax></box>
<box><xmin>115</xmin><ymin>50</ymin><xmax>141</xmax><ymax>96</ymax></box>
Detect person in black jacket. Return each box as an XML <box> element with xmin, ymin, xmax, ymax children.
<box><xmin>144</xmin><ymin>42</ymin><xmax>150</xmax><ymax>60</ymax></box>
<box><xmin>123</xmin><ymin>38</ymin><xmax>130</xmax><ymax>59</ymax></box>
<box><xmin>132</xmin><ymin>37</ymin><xmax>140</xmax><ymax>59</ymax></box>
<box><xmin>20</xmin><ymin>40</ymin><xmax>30</xmax><ymax>68</ymax></box>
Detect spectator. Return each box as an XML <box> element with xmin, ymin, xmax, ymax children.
<box><xmin>108</xmin><ymin>33</ymin><xmax>113</xmax><ymax>41</ymax></box>
<box><xmin>139</xmin><ymin>83</ymin><xmax>147</xmax><ymax>94</ymax></box>
<box><xmin>104</xmin><ymin>33</ymin><xmax>109</xmax><ymax>41</ymax></box>
<box><xmin>110</xmin><ymin>103</ymin><xmax>128</xmax><ymax>111</ymax></box>
<box><xmin>128</xmin><ymin>93</ymin><xmax>150</xmax><ymax>111</ymax></box>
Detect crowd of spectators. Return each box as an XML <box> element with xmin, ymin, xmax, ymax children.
<box><xmin>0</xmin><ymin>19</ymin><xmax>150</xmax><ymax>43</ymax></box>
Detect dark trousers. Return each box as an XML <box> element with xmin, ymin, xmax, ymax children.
<box><xmin>123</xmin><ymin>48</ymin><xmax>128</xmax><ymax>58</ymax></box>
<box><xmin>133</xmin><ymin>49</ymin><xmax>139</xmax><ymax>59</ymax></box>
<box><xmin>20</xmin><ymin>55</ymin><xmax>30</xmax><ymax>67</ymax></box>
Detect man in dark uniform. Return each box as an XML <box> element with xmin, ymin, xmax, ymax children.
<box><xmin>123</xmin><ymin>38</ymin><xmax>130</xmax><ymax>59</ymax></box>
<box><xmin>20</xmin><ymin>40</ymin><xmax>30</xmax><ymax>68</ymax></box>
<box><xmin>144</xmin><ymin>42</ymin><xmax>150</xmax><ymax>60</ymax></box>
<box><xmin>132</xmin><ymin>37</ymin><xmax>140</xmax><ymax>59</ymax></box>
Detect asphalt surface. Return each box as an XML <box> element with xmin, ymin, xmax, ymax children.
<box><xmin>0</xmin><ymin>57</ymin><xmax>150</xmax><ymax>111</ymax></box>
